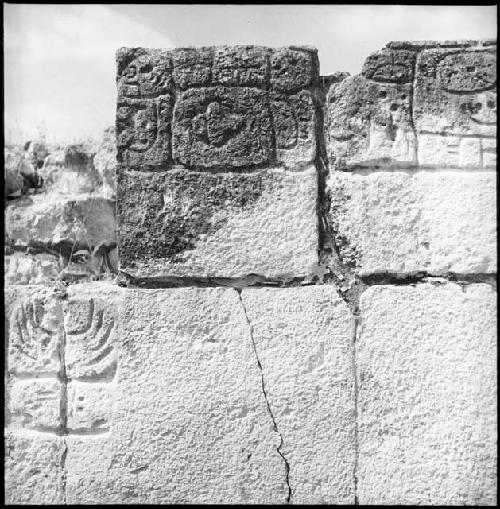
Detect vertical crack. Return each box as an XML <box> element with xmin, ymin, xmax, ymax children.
<box><xmin>352</xmin><ymin>315</ymin><xmax>360</xmax><ymax>505</ymax></box>
<box><xmin>236</xmin><ymin>289</ymin><xmax>292</xmax><ymax>504</ymax></box>
<box><xmin>408</xmin><ymin>51</ymin><xmax>420</xmax><ymax>166</ymax></box>
<box><xmin>58</xmin><ymin>296</ymin><xmax>69</xmax><ymax>503</ymax></box>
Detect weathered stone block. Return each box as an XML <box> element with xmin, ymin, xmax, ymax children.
<box><xmin>362</xmin><ymin>48</ymin><xmax>416</xmax><ymax>83</ymax></box>
<box><xmin>171</xmin><ymin>46</ymin><xmax>212</xmax><ymax>89</ymax></box>
<box><xmin>5</xmin><ymin>430</ymin><xmax>65</xmax><ymax>504</ymax></box>
<box><xmin>213</xmin><ymin>46</ymin><xmax>268</xmax><ymax>87</ymax></box>
<box><xmin>64</xmin><ymin>287</ymin><xmax>286</xmax><ymax>503</ymax></box>
<box><xmin>327</xmin><ymin>74</ymin><xmax>415</xmax><ymax>169</ymax></box>
<box><xmin>413</xmin><ymin>46</ymin><xmax>496</xmax><ymax>167</ymax></box>
<box><xmin>270</xmin><ymin>47</ymin><xmax>316</xmax><ymax>93</ymax></box>
<box><xmin>117</xmin><ymin>167</ymin><xmax>318</xmax><ymax>279</ymax></box>
<box><xmin>116</xmin><ymin>45</ymin><xmax>319</xmax><ymax>171</ymax></box>
<box><xmin>116</xmin><ymin>48</ymin><xmax>173</xmax><ymax>169</ymax></box>
<box><xmin>7</xmin><ymin>293</ymin><xmax>64</xmax><ymax>377</ymax></box>
<box><xmin>5</xmin><ymin>194</ymin><xmax>116</xmax><ymax>248</ymax></box>
<box><xmin>8</xmin><ymin>379</ymin><xmax>62</xmax><ymax>431</ymax></box>
<box><xmin>5</xmin><ymin>252</ymin><xmax>62</xmax><ymax>285</ymax></box>
<box><xmin>241</xmin><ymin>286</ymin><xmax>356</xmax><ymax>504</ymax></box>
<box><xmin>271</xmin><ymin>90</ymin><xmax>316</xmax><ymax>168</ymax></box>
<box><xmin>64</xmin><ymin>292</ymin><xmax>119</xmax><ymax>380</ymax></box>
<box><xmin>329</xmin><ymin>171</ymin><xmax>497</xmax><ymax>275</ymax></box>
<box><xmin>172</xmin><ymin>86</ymin><xmax>273</xmax><ymax>169</ymax></box>
<box><xmin>67</xmin><ymin>381</ymin><xmax>113</xmax><ymax>432</ymax></box>
<box><xmin>357</xmin><ymin>284</ymin><xmax>497</xmax><ymax>505</ymax></box>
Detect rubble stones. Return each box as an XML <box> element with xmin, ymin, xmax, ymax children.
<box><xmin>6</xmin><ymin>194</ymin><xmax>116</xmax><ymax>248</ymax></box>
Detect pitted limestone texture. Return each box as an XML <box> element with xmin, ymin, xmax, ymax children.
<box><xmin>64</xmin><ymin>286</ymin><xmax>286</xmax><ymax>504</ymax></box>
<box><xmin>328</xmin><ymin>171</ymin><xmax>497</xmax><ymax>276</ymax></box>
<box><xmin>414</xmin><ymin>45</ymin><xmax>496</xmax><ymax>168</ymax></box>
<box><xmin>326</xmin><ymin>40</ymin><xmax>496</xmax><ymax>170</ymax></box>
<box><xmin>5</xmin><ymin>430</ymin><xmax>66</xmax><ymax>505</ymax></box>
<box><xmin>117</xmin><ymin>166</ymin><xmax>319</xmax><ymax>279</ymax></box>
<box><xmin>357</xmin><ymin>283</ymin><xmax>497</xmax><ymax>505</ymax></box>
<box><xmin>241</xmin><ymin>286</ymin><xmax>356</xmax><ymax>504</ymax></box>
<box><xmin>326</xmin><ymin>47</ymin><xmax>416</xmax><ymax>169</ymax></box>
<box><xmin>116</xmin><ymin>45</ymin><xmax>318</xmax><ymax>170</ymax></box>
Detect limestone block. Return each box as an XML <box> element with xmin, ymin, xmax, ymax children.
<box><xmin>67</xmin><ymin>381</ymin><xmax>113</xmax><ymax>432</ymax></box>
<box><xmin>329</xmin><ymin>171</ymin><xmax>497</xmax><ymax>275</ymax></box>
<box><xmin>414</xmin><ymin>46</ymin><xmax>496</xmax><ymax>167</ymax></box>
<box><xmin>482</xmin><ymin>137</ymin><xmax>497</xmax><ymax>168</ymax></box>
<box><xmin>357</xmin><ymin>284</ymin><xmax>497</xmax><ymax>505</ymax></box>
<box><xmin>271</xmin><ymin>89</ymin><xmax>316</xmax><ymax>168</ymax></box>
<box><xmin>8</xmin><ymin>379</ymin><xmax>62</xmax><ymax>431</ymax></box>
<box><xmin>212</xmin><ymin>46</ymin><xmax>268</xmax><ymax>87</ymax></box>
<box><xmin>269</xmin><ymin>47</ymin><xmax>317</xmax><ymax>93</ymax></box>
<box><xmin>64</xmin><ymin>289</ymin><xmax>120</xmax><ymax>380</ymax></box>
<box><xmin>116</xmin><ymin>48</ymin><xmax>173</xmax><ymax>169</ymax></box>
<box><xmin>4</xmin><ymin>430</ymin><xmax>66</xmax><ymax>504</ymax></box>
<box><xmin>5</xmin><ymin>194</ymin><xmax>116</xmax><ymax>248</ymax></box>
<box><xmin>64</xmin><ymin>287</ymin><xmax>285</xmax><ymax>503</ymax></box>
<box><xmin>241</xmin><ymin>286</ymin><xmax>356</xmax><ymax>504</ymax></box>
<box><xmin>327</xmin><ymin>70</ymin><xmax>415</xmax><ymax>170</ymax></box>
<box><xmin>172</xmin><ymin>86</ymin><xmax>273</xmax><ymax>169</ymax></box>
<box><xmin>117</xmin><ymin>167</ymin><xmax>318</xmax><ymax>279</ymax></box>
<box><xmin>7</xmin><ymin>292</ymin><xmax>64</xmax><ymax>377</ymax></box>
<box><xmin>116</xmin><ymin>45</ymin><xmax>318</xmax><ymax>171</ymax></box>
<box><xmin>171</xmin><ymin>46</ymin><xmax>212</xmax><ymax>89</ymax></box>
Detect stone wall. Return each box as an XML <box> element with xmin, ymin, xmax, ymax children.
<box><xmin>4</xmin><ymin>40</ymin><xmax>497</xmax><ymax>505</ymax></box>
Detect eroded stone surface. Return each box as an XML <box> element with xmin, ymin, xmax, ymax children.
<box><xmin>117</xmin><ymin>167</ymin><xmax>318</xmax><ymax>279</ymax></box>
<box><xmin>172</xmin><ymin>86</ymin><xmax>273</xmax><ymax>169</ymax></box>
<box><xmin>329</xmin><ymin>171</ymin><xmax>497</xmax><ymax>275</ymax></box>
<box><xmin>327</xmin><ymin>49</ymin><xmax>416</xmax><ymax>169</ymax></box>
<box><xmin>6</xmin><ymin>194</ymin><xmax>116</xmax><ymax>248</ymax></box>
<box><xmin>64</xmin><ymin>287</ymin><xmax>286</xmax><ymax>504</ymax></box>
<box><xmin>7</xmin><ymin>290</ymin><xmax>64</xmax><ymax>377</ymax></box>
<box><xmin>241</xmin><ymin>286</ymin><xmax>356</xmax><ymax>504</ymax></box>
<box><xmin>357</xmin><ymin>284</ymin><xmax>497</xmax><ymax>505</ymax></box>
<box><xmin>64</xmin><ymin>293</ymin><xmax>119</xmax><ymax>380</ymax></box>
<box><xmin>5</xmin><ymin>252</ymin><xmax>63</xmax><ymax>285</ymax></box>
<box><xmin>116</xmin><ymin>45</ymin><xmax>318</xmax><ymax>170</ymax></box>
<box><xmin>414</xmin><ymin>46</ymin><xmax>497</xmax><ymax>167</ymax></box>
<box><xmin>5</xmin><ymin>430</ymin><xmax>66</xmax><ymax>505</ymax></box>
<box><xmin>326</xmin><ymin>41</ymin><xmax>497</xmax><ymax>169</ymax></box>
<box><xmin>8</xmin><ymin>379</ymin><xmax>62</xmax><ymax>431</ymax></box>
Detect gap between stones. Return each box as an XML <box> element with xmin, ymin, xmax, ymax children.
<box><xmin>236</xmin><ymin>289</ymin><xmax>292</xmax><ymax>504</ymax></box>
<box><xmin>352</xmin><ymin>316</ymin><xmax>360</xmax><ymax>506</ymax></box>
<box><xmin>57</xmin><ymin>295</ymin><xmax>70</xmax><ymax>503</ymax></box>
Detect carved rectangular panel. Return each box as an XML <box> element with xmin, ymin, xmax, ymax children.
<box><xmin>172</xmin><ymin>86</ymin><xmax>273</xmax><ymax>169</ymax></box>
<box><xmin>413</xmin><ymin>46</ymin><xmax>496</xmax><ymax>167</ymax></box>
<box><xmin>8</xmin><ymin>297</ymin><xmax>64</xmax><ymax>377</ymax></box>
<box><xmin>64</xmin><ymin>297</ymin><xmax>118</xmax><ymax>380</ymax></box>
<box><xmin>327</xmin><ymin>48</ymin><xmax>416</xmax><ymax>169</ymax></box>
<box><xmin>116</xmin><ymin>45</ymin><xmax>319</xmax><ymax>171</ymax></box>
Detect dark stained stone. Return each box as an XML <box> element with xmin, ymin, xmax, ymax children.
<box><xmin>172</xmin><ymin>86</ymin><xmax>273</xmax><ymax>169</ymax></box>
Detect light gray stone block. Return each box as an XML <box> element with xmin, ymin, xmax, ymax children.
<box><xmin>329</xmin><ymin>171</ymin><xmax>497</xmax><ymax>275</ymax></box>
<box><xmin>357</xmin><ymin>283</ymin><xmax>497</xmax><ymax>505</ymax></box>
<box><xmin>241</xmin><ymin>286</ymin><xmax>356</xmax><ymax>504</ymax></box>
